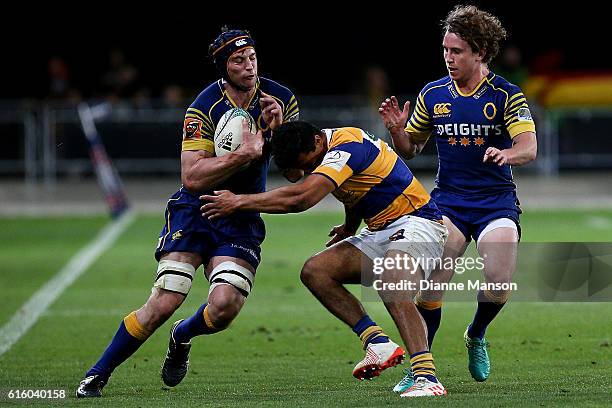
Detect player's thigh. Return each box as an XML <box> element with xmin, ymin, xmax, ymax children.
<box><xmin>433</xmin><ymin>215</ymin><xmax>469</xmax><ymax>282</ymax></box>
<box><xmin>477</xmin><ymin>226</ymin><xmax>518</xmax><ymax>283</ymax></box>
<box><xmin>418</xmin><ymin>216</ymin><xmax>469</xmax><ymax>302</ymax></box>
<box><xmin>377</xmin><ymin>248</ymin><xmax>424</xmax><ymax>302</ymax></box>
<box><xmin>442</xmin><ymin>215</ymin><xmax>469</xmax><ymax>256</ymax></box>
<box><xmin>377</xmin><ymin>215</ymin><xmax>447</xmax><ymax>284</ymax></box>
<box><xmin>160</xmin><ymin>251</ymin><xmax>203</xmax><ymax>268</ymax></box>
<box><xmin>302</xmin><ymin>241</ymin><xmax>373</xmax><ymax>285</ymax></box>
<box><xmin>203</xmin><ymin>255</ymin><xmax>256</xmax><ymax>311</ymax></box>
<box><xmin>154</xmin><ymin>251</ymin><xmax>202</xmax><ymax>299</ymax></box>
<box><xmin>205</xmin><ymin>255</ymin><xmax>255</xmax><ymax>278</ymax></box>
<box><xmin>145</xmin><ymin>251</ymin><xmax>202</xmax><ymax>312</ymax></box>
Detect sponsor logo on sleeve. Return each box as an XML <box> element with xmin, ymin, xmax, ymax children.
<box><xmin>517</xmin><ymin>107</ymin><xmax>532</xmax><ymax>121</ymax></box>
<box><xmin>286</xmin><ymin>112</ymin><xmax>300</xmax><ymax>122</ymax></box>
<box><xmin>320</xmin><ymin>150</ymin><xmax>351</xmax><ymax>172</ymax></box>
<box><xmin>183</xmin><ymin>118</ymin><xmax>203</xmax><ymax>140</ymax></box>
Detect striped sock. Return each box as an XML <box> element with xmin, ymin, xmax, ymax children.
<box><xmin>173</xmin><ymin>303</ymin><xmax>220</xmax><ymax>344</ymax></box>
<box><xmin>410</xmin><ymin>351</ymin><xmax>437</xmax><ymax>383</ymax></box>
<box><xmin>352</xmin><ymin>315</ymin><xmax>389</xmax><ymax>349</ymax></box>
<box><xmin>87</xmin><ymin>311</ymin><xmax>152</xmax><ymax>378</ymax></box>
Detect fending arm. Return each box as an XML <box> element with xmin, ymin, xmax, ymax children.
<box><xmin>200</xmin><ymin>174</ymin><xmax>336</xmax><ymax>219</ymax></box>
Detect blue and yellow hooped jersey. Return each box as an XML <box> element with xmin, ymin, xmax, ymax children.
<box><xmin>181</xmin><ymin>77</ymin><xmax>299</xmax><ymax>194</ymax></box>
<box><xmin>406</xmin><ymin>72</ymin><xmax>536</xmax><ymax>195</ymax></box>
<box><xmin>312</xmin><ymin>127</ymin><xmax>441</xmax><ymax>230</ymax></box>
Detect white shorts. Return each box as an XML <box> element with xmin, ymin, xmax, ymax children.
<box><xmin>346</xmin><ymin>215</ymin><xmax>448</xmax><ymax>278</ymax></box>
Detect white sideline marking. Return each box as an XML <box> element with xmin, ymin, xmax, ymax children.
<box><xmin>0</xmin><ymin>211</ymin><xmax>136</xmax><ymax>357</ymax></box>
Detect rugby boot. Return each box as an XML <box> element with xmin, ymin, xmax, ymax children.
<box><xmin>352</xmin><ymin>340</ymin><xmax>405</xmax><ymax>380</ymax></box>
<box><xmin>464</xmin><ymin>327</ymin><xmax>491</xmax><ymax>382</ymax></box>
<box><xmin>392</xmin><ymin>368</ymin><xmax>414</xmax><ymax>393</ymax></box>
<box><xmin>76</xmin><ymin>374</ymin><xmax>108</xmax><ymax>398</ymax></box>
<box><xmin>400</xmin><ymin>376</ymin><xmax>447</xmax><ymax>397</ymax></box>
<box><xmin>161</xmin><ymin>320</ymin><xmax>191</xmax><ymax>387</ymax></box>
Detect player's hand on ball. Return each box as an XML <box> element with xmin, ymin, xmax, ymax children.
<box><xmin>238</xmin><ymin>119</ymin><xmax>264</xmax><ymax>161</ymax></box>
<box><xmin>326</xmin><ymin>224</ymin><xmax>356</xmax><ymax>247</ymax></box>
<box><xmin>483</xmin><ymin>147</ymin><xmax>509</xmax><ymax>166</ymax></box>
<box><xmin>200</xmin><ymin>190</ymin><xmax>239</xmax><ymax>219</ymax></box>
<box><xmin>260</xmin><ymin>92</ymin><xmax>283</xmax><ymax>130</ymax></box>
<box><xmin>378</xmin><ymin>96</ymin><xmax>410</xmax><ymax>136</ymax></box>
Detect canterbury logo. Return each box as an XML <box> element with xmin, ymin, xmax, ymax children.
<box><xmin>235</xmin><ymin>39</ymin><xmax>247</xmax><ymax>46</ymax></box>
<box><xmin>434</xmin><ymin>103</ymin><xmax>451</xmax><ymax>115</ymax></box>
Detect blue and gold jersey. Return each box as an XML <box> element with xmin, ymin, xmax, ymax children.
<box><xmin>406</xmin><ymin>72</ymin><xmax>535</xmax><ymax>195</ymax></box>
<box><xmin>312</xmin><ymin>127</ymin><xmax>441</xmax><ymax>230</ymax></box>
<box><xmin>181</xmin><ymin>77</ymin><xmax>299</xmax><ymax>194</ymax></box>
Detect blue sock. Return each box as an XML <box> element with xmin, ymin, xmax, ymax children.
<box><xmin>87</xmin><ymin>321</ymin><xmax>144</xmax><ymax>379</ymax></box>
<box><xmin>467</xmin><ymin>299</ymin><xmax>505</xmax><ymax>339</ymax></box>
<box><xmin>417</xmin><ymin>305</ymin><xmax>442</xmax><ymax>349</ymax></box>
<box><xmin>173</xmin><ymin>303</ymin><xmax>219</xmax><ymax>343</ymax></box>
<box><xmin>352</xmin><ymin>315</ymin><xmax>389</xmax><ymax>348</ymax></box>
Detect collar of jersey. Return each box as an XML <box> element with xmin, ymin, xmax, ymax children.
<box><xmin>220</xmin><ymin>78</ymin><xmax>260</xmax><ymax>109</ymax></box>
<box><xmin>453</xmin><ymin>71</ymin><xmax>495</xmax><ymax>97</ymax></box>
<box><xmin>323</xmin><ymin>129</ymin><xmax>334</xmax><ymax>146</ymax></box>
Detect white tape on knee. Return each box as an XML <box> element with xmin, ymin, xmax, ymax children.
<box><xmin>153</xmin><ymin>260</ymin><xmax>196</xmax><ymax>295</ymax></box>
<box><xmin>208</xmin><ymin>261</ymin><xmax>255</xmax><ymax>297</ymax></box>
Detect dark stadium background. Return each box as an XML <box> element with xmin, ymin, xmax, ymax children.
<box><xmin>1</xmin><ymin>2</ymin><xmax>610</xmax><ymax>181</ymax></box>
<box><xmin>3</xmin><ymin>3</ymin><xmax>606</xmax><ymax>98</ymax></box>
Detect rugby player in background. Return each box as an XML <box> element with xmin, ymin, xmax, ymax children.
<box><xmin>202</xmin><ymin>122</ymin><xmax>450</xmax><ymax>397</ymax></box>
<box><xmin>76</xmin><ymin>27</ymin><xmax>299</xmax><ymax>397</ymax></box>
<box><xmin>379</xmin><ymin>5</ymin><xmax>537</xmax><ymax>392</ymax></box>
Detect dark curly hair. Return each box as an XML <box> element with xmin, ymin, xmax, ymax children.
<box><xmin>443</xmin><ymin>5</ymin><xmax>507</xmax><ymax>64</ymax></box>
<box><xmin>271</xmin><ymin>121</ymin><xmax>322</xmax><ymax>170</ymax></box>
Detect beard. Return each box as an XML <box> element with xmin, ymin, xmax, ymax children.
<box><xmin>226</xmin><ymin>75</ymin><xmax>256</xmax><ymax>93</ymax></box>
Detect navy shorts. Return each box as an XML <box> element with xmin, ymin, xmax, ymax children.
<box><xmin>155</xmin><ymin>188</ymin><xmax>265</xmax><ymax>269</ymax></box>
<box><xmin>430</xmin><ymin>188</ymin><xmax>521</xmax><ymax>242</ymax></box>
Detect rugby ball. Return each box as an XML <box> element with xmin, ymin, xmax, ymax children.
<box><xmin>214</xmin><ymin>108</ymin><xmax>256</xmax><ymax>156</ymax></box>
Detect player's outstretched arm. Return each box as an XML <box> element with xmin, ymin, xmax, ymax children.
<box><xmin>181</xmin><ymin>121</ymin><xmax>263</xmax><ymax>192</ymax></box>
<box><xmin>200</xmin><ymin>174</ymin><xmax>335</xmax><ymax>219</ymax></box>
<box><xmin>379</xmin><ymin>96</ymin><xmax>425</xmax><ymax>159</ymax></box>
<box><xmin>483</xmin><ymin>131</ymin><xmax>537</xmax><ymax>166</ymax></box>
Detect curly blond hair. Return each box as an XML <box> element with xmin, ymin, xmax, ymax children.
<box><xmin>443</xmin><ymin>5</ymin><xmax>507</xmax><ymax>64</ymax></box>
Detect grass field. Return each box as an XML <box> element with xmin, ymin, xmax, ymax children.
<box><xmin>1</xmin><ymin>210</ymin><xmax>611</xmax><ymax>406</ymax></box>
